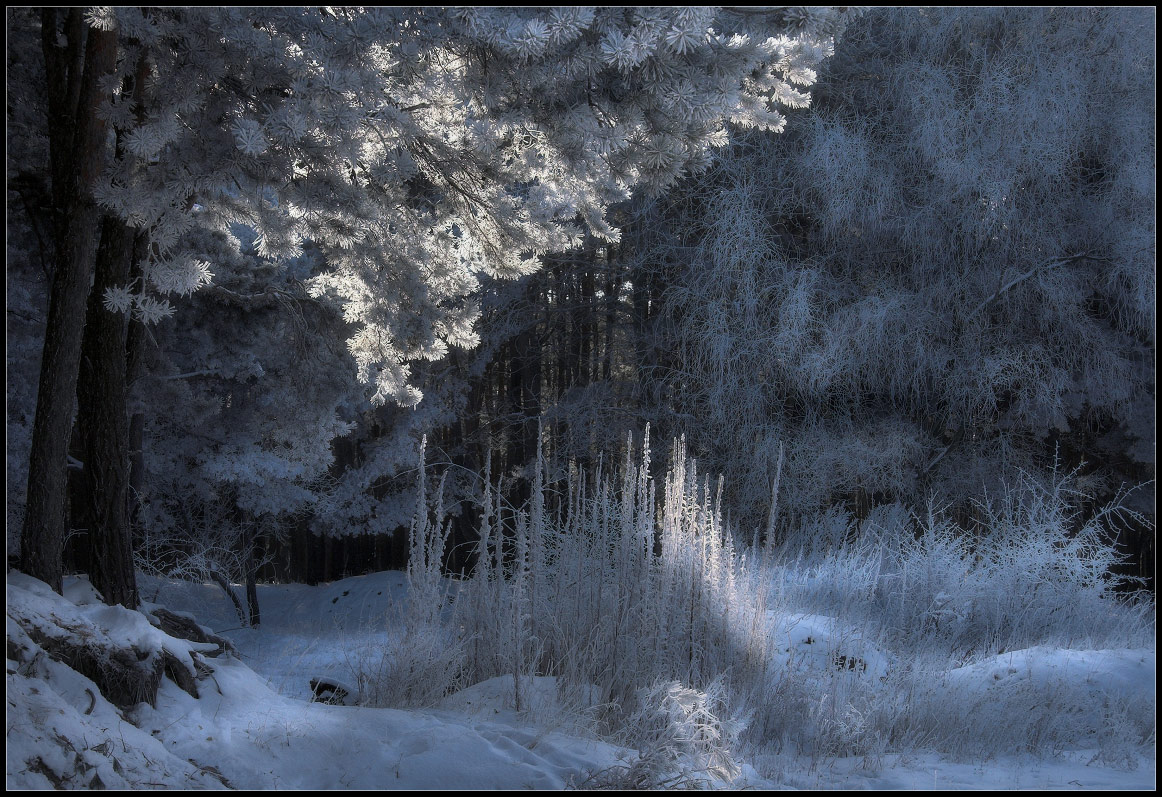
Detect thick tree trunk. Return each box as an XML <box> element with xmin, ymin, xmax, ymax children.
<box><xmin>77</xmin><ymin>215</ymin><xmax>138</xmax><ymax>608</ymax></box>
<box><xmin>40</xmin><ymin>9</ymin><xmax>85</xmax><ymax>219</ymax></box>
<box><xmin>20</xmin><ymin>18</ymin><xmax>118</xmax><ymax>592</ymax></box>
<box><xmin>127</xmin><ymin>411</ymin><xmax>146</xmax><ymax>521</ymax></box>
<box><xmin>76</xmin><ymin>52</ymin><xmax>148</xmax><ymax>609</ymax></box>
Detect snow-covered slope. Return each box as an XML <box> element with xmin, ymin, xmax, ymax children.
<box><xmin>6</xmin><ymin>572</ymin><xmax>630</xmax><ymax>789</ymax></box>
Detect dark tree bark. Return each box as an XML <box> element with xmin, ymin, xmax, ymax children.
<box><xmin>77</xmin><ymin>214</ymin><xmax>138</xmax><ymax>608</ymax></box>
<box><xmin>579</xmin><ymin>266</ymin><xmax>596</xmax><ymax>386</ymax></box>
<box><xmin>40</xmin><ymin>9</ymin><xmax>85</xmax><ymax>218</ymax></box>
<box><xmin>603</xmin><ymin>246</ymin><xmax>619</xmax><ymax>383</ymax></box>
<box><xmin>20</xmin><ymin>15</ymin><xmax>119</xmax><ymax>592</ymax></box>
<box><xmin>125</xmin><ymin>182</ymin><xmax>151</xmax><ymax>545</ymax></box>
<box><xmin>76</xmin><ymin>52</ymin><xmax>149</xmax><ymax>609</ymax></box>
<box><xmin>127</xmin><ymin>410</ymin><xmax>146</xmax><ymax>522</ymax></box>
<box><xmin>506</xmin><ymin>280</ymin><xmax>542</xmax><ymax>509</ymax></box>
<box><xmin>246</xmin><ymin>547</ymin><xmax>261</xmax><ymax>628</ymax></box>
<box><xmin>209</xmin><ymin>571</ymin><xmax>247</xmax><ymax>627</ymax></box>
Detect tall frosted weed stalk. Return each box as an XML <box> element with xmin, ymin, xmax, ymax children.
<box><xmin>456</xmin><ymin>431</ymin><xmax>770</xmax><ymax>712</ymax></box>
<box><xmin>356</xmin><ymin>437</ymin><xmax>466</xmax><ymax>707</ymax></box>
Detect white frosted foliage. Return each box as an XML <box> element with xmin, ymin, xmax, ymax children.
<box><xmin>84</xmin><ymin>6</ymin><xmax>852</xmax><ymax>404</ymax></box>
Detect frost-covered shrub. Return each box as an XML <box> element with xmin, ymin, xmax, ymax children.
<box><xmin>578</xmin><ymin>679</ymin><xmax>741</xmax><ymax>789</ymax></box>
<box><xmin>352</xmin><ymin>619</ymin><xmax>465</xmax><ymax>709</ymax></box>
<box><xmin>751</xmin><ymin>465</ymin><xmax>1155</xmax><ymax>762</ymax></box>
<box><xmin>133</xmin><ymin>496</ymin><xmax>276</xmax><ymax>628</ymax></box>
<box><xmin>454</xmin><ymin>433</ymin><xmax>771</xmax><ymax>707</ymax></box>
<box><xmin>778</xmin><ymin>465</ymin><xmax>1153</xmax><ymax>657</ymax></box>
<box><xmin>851</xmin><ymin>648</ymin><xmax>1157</xmax><ymax>763</ymax></box>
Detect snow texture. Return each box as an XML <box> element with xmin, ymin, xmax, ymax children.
<box><xmin>7</xmin><ymin>570</ymin><xmax>1155</xmax><ymax>789</ymax></box>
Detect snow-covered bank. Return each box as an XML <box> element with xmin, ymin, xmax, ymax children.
<box><xmin>6</xmin><ymin>573</ymin><xmax>634</xmax><ymax>789</ymax></box>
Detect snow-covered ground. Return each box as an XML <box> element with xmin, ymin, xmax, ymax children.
<box><xmin>6</xmin><ymin>570</ymin><xmax>1156</xmax><ymax>789</ymax></box>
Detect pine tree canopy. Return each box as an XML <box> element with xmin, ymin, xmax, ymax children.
<box><xmin>82</xmin><ymin>6</ymin><xmax>854</xmax><ymax>406</ymax></box>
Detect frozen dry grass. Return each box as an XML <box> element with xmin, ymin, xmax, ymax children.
<box><xmin>362</xmin><ymin>435</ymin><xmax>1154</xmax><ymax>784</ymax></box>
<box><xmin>751</xmin><ymin>464</ymin><xmax>1154</xmax><ymax>768</ymax></box>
